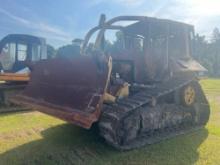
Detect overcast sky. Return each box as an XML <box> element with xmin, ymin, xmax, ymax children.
<box><xmin>1</xmin><ymin>0</ymin><xmax>220</xmax><ymax>47</ymax></box>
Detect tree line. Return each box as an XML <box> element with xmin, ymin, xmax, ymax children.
<box><xmin>193</xmin><ymin>28</ymin><xmax>220</xmax><ymax>77</ymax></box>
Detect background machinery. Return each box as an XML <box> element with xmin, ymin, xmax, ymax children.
<box><xmin>11</xmin><ymin>15</ymin><xmax>210</xmax><ymax>150</ymax></box>
<box><xmin>0</xmin><ymin>34</ymin><xmax>47</xmax><ymax>112</ymax></box>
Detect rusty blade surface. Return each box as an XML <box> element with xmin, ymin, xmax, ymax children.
<box><xmin>11</xmin><ymin>56</ymin><xmax>109</xmax><ymax>128</ymax></box>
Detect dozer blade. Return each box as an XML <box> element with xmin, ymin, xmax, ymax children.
<box><xmin>11</xmin><ymin>56</ymin><xmax>111</xmax><ymax>129</ymax></box>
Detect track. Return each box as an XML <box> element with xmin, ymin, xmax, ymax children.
<box><xmin>99</xmin><ymin>78</ymin><xmax>210</xmax><ymax>150</ymax></box>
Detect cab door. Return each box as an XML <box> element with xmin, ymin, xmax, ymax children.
<box><xmin>0</xmin><ymin>42</ymin><xmax>16</xmax><ymax>72</ymax></box>
<box><xmin>13</xmin><ymin>42</ymin><xmax>29</xmax><ymax>72</ymax></box>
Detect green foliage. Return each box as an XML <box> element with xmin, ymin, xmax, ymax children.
<box><xmin>56</xmin><ymin>44</ymin><xmax>81</xmax><ymax>58</ymax></box>
<box><xmin>46</xmin><ymin>44</ymin><xmax>56</xmax><ymax>59</ymax></box>
<box><xmin>56</xmin><ymin>39</ymin><xmax>83</xmax><ymax>59</ymax></box>
<box><xmin>194</xmin><ymin>28</ymin><xmax>220</xmax><ymax>77</ymax></box>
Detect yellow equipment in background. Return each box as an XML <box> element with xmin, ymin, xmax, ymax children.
<box><xmin>0</xmin><ymin>34</ymin><xmax>47</xmax><ymax>112</ymax></box>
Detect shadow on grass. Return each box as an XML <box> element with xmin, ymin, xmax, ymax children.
<box><xmin>0</xmin><ymin>123</ymin><xmax>209</xmax><ymax>165</ymax></box>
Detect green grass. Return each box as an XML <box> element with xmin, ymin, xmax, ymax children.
<box><xmin>0</xmin><ymin>79</ymin><xmax>220</xmax><ymax>165</ymax></box>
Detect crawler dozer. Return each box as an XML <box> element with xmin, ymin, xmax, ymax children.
<box><xmin>0</xmin><ymin>34</ymin><xmax>47</xmax><ymax>113</ymax></box>
<box><xmin>11</xmin><ymin>15</ymin><xmax>210</xmax><ymax>150</ymax></box>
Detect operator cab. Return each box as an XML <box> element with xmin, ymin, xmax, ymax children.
<box><xmin>0</xmin><ymin>34</ymin><xmax>47</xmax><ymax>73</ymax></box>
<box><xmin>83</xmin><ymin>16</ymin><xmax>205</xmax><ymax>84</ymax></box>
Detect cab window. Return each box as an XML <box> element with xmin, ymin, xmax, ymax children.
<box><xmin>17</xmin><ymin>43</ymin><xmax>27</xmax><ymax>61</ymax></box>
<box><xmin>32</xmin><ymin>44</ymin><xmax>41</xmax><ymax>61</ymax></box>
<box><xmin>125</xmin><ymin>35</ymin><xmax>144</xmax><ymax>52</ymax></box>
<box><xmin>0</xmin><ymin>43</ymin><xmax>16</xmax><ymax>70</ymax></box>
